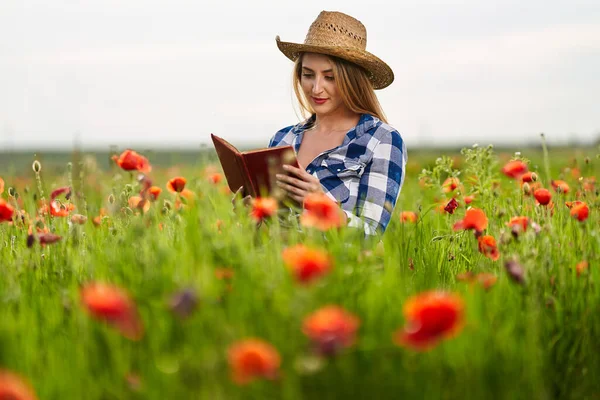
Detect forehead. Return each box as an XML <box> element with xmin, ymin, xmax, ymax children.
<box><xmin>301</xmin><ymin>53</ymin><xmax>333</xmax><ymax>70</ymax></box>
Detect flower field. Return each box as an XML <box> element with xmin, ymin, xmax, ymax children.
<box><xmin>0</xmin><ymin>143</ymin><xmax>598</xmax><ymax>399</ymax></box>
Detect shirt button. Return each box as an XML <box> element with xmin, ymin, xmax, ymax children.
<box><xmin>337</xmin><ymin>168</ymin><xmax>341</xmax><ymax>172</ymax></box>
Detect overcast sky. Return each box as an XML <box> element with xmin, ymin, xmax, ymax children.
<box><xmin>1</xmin><ymin>0</ymin><xmax>599</xmax><ymax>150</ymax></box>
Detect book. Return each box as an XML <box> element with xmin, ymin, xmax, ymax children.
<box><xmin>211</xmin><ymin>133</ymin><xmax>301</xmax><ymax>199</ymax></box>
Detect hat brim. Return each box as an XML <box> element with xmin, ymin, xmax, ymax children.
<box><xmin>276</xmin><ymin>36</ymin><xmax>394</xmax><ymax>90</ymax></box>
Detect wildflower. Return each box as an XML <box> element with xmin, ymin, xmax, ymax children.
<box><xmin>551</xmin><ymin>180</ymin><xmax>570</xmax><ymax>194</ymax></box>
<box><xmin>300</xmin><ymin>193</ymin><xmax>344</xmax><ymax>231</ymax></box>
<box><xmin>148</xmin><ymin>186</ymin><xmax>162</xmax><ymax>201</ymax></box>
<box><xmin>575</xmin><ymin>261</ymin><xmax>588</xmax><ymax>276</ymax></box>
<box><xmin>533</xmin><ymin>188</ymin><xmax>552</xmax><ymax>205</ymax></box>
<box><xmin>444</xmin><ymin>198</ymin><xmax>459</xmax><ymax>214</ymax></box>
<box><xmin>49</xmin><ymin>200</ymin><xmax>75</xmax><ymax>217</ymax></box>
<box><xmin>168</xmin><ymin>288</ymin><xmax>198</xmax><ymax>319</ymax></box>
<box><xmin>393</xmin><ymin>291</ymin><xmax>464</xmax><ymax>351</ymax></box>
<box><xmin>582</xmin><ymin>176</ymin><xmax>596</xmax><ymax>192</ymax></box>
<box><xmin>112</xmin><ymin>149</ymin><xmax>152</xmax><ymax>174</ymax></box>
<box><xmin>70</xmin><ymin>214</ymin><xmax>87</xmax><ymax>225</ymax></box>
<box><xmin>501</xmin><ymin>160</ymin><xmax>528</xmax><ymax>179</ymax></box>
<box><xmin>570</xmin><ymin>202</ymin><xmax>589</xmax><ymax>222</ymax></box>
<box><xmin>521</xmin><ymin>172</ymin><xmax>537</xmax><ymax>183</ymax></box>
<box><xmin>208</xmin><ymin>172</ymin><xmax>223</xmax><ymax>185</ymax></box>
<box><xmin>282</xmin><ymin>244</ymin><xmax>332</xmax><ymax>284</ymax></box>
<box><xmin>80</xmin><ymin>282</ymin><xmax>144</xmax><ymax>340</ymax></box>
<box><xmin>453</xmin><ymin>208</ymin><xmax>488</xmax><ymax>234</ymax></box>
<box><xmin>38</xmin><ymin>233</ymin><xmax>62</xmax><ymax>246</ymax></box>
<box><xmin>167</xmin><ymin>177</ymin><xmax>187</xmax><ymax>193</ymax></box>
<box><xmin>0</xmin><ymin>369</ymin><xmax>38</xmax><ymax>400</ymax></box>
<box><xmin>0</xmin><ymin>199</ymin><xmax>15</xmax><ymax>223</ymax></box>
<box><xmin>464</xmin><ymin>195</ymin><xmax>474</xmax><ymax>205</ymax></box>
<box><xmin>504</xmin><ymin>259</ymin><xmax>525</xmax><ymax>284</ymax></box>
<box><xmin>128</xmin><ymin>196</ymin><xmax>150</xmax><ymax>213</ymax></box>
<box><xmin>507</xmin><ymin>216</ymin><xmax>529</xmax><ymax>233</ymax></box>
<box><xmin>477</xmin><ymin>235</ymin><xmax>500</xmax><ymax>261</ymax></box>
<box><xmin>250</xmin><ymin>197</ymin><xmax>278</xmax><ymax>223</ymax></box>
<box><xmin>400</xmin><ymin>211</ymin><xmax>417</xmax><ymax>223</ymax></box>
<box><xmin>442</xmin><ymin>177</ymin><xmax>460</xmax><ymax>193</ymax></box>
<box><xmin>302</xmin><ymin>305</ymin><xmax>360</xmax><ymax>356</ymax></box>
<box><xmin>214</xmin><ymin>268</ymin><xmax>235</xmax><ymax>280</ymax></box>
<box><xmin>227</xmin><ymin>339</ymin><xmax>281</xmax><ymax>385</ymax></box>
<box><xmin>0</xmin><ymin>177</ymin><xmax>4</xmax><ymax>193</ymax></box>
<box><xmin>50</xmin><ymin>186</ymin><xmax>71</xmax><ymax>201</ymax></box>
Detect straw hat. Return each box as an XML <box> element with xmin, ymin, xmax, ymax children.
<box><xmin>276</xmin><ymin>11</ymin><xmax>394</xmax><ymax>90</ymax></box>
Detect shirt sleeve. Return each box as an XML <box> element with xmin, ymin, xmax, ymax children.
<box><xmin>347</xmin><ymin>130</ymin><xmax>407</xmax><ymax>235</ymax></box>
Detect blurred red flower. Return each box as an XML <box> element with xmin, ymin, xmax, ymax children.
<box><xmin>393</xmin><ymin>291</ymin><xmax>464</xmax><ymax>351</ymax></box>
<box><xmin>444</xmin><ymin>198</ymin><xmax>459</xmax><ymax>214</ymax></box>
<box><xmin>520</xmin><ymin>172</ymin><xmax>536</xmax><ymax>183</ymax></box>
<box><xmin>38</xmin><ymin>233</ymin><xmax>62</xmax><ymax>246</ymax></box>
<box><xmin>0</xmin><ymin>369</ymin><xmax>38</xmax><ymax>400</ymax></box>
<box><xmin>0</xmin><ymin>199</ymin><xmax>14</xmax><ymax>223</ymax></box>
<box><xmin>208</xmin><ymin>172</ymin><xmax>223</xmax><ymax>185</ymax></box>
<box><xmin>507</xmin><ymin>216</ymin><xmax>529</xmax><ymax>232</ymax></box>
<box><xmin>453</xmin><ymin>208</ymin><xmax>488</xmax><ymax>233</ymax></box>
<box><xmin>148</xmin><ymin>186</ymin><xmax>162</xmax><ymax>201</ymax></box>
<box><xmin>576</xmin><ymin>261</ymin><xmax>588</xmax><ymax>276</ymax></box>
<box><xmin>463</xmin><ymin>195</ymin><xmax>474</xmax><ymax>205</ymax></box>
<box><xmin>551</xmin><ymin>180</ymin><xmax>570</xmax><ymax>194</ymax></box>
<box><xmin>112</xmin><ymin>150</ymin><xmax>152</xmax><ymax>174</ymax></box>
<box><xmin>250</xmin><ymin>197</ymin><xmax>278</xmax><ymax>223</ymax></box>
<box><xmin>167</xmin><ymin>177</ymin><xmax>187</xmax><ymax>193</ymax></box>
<box><xmin>302</xmin><ymin>305</ymin><xmax>360</xmax><ymax>356</ymax></box>
<box><xmin>400</xmin><ymin>211</ymin><xmax>417</xmax><ymax>223</ymax></box>
<box><xmin>227</xmin><ymin>339</ymin><xmax>281</xmax><ymax>385</ymax></box>
<box><xmin>442</xmin><ymin>177</ymin><xmax>460</xmax><ymax>193</ymax></box>
<box><xmin>501</xmin><ymin>160</ymin><xmax>528</xmax><ymax>179</ymax></box>
<box><xmin>0</xmin><ymin>177</ymin><xmax>4</xmax><ymax>194</ymax></box>
<box><xmin>80</xmin><ymin>282</ymin><xmax>144</xmax><ymax>341</ymax></box>
<box><xmin>300</xmin><ymin>193</ymin><xmax>344</xmax><ymax>231</ymax></box>
<box><xmin>282</xmin><ymin>244</ymin><xmax>332</xmax><ymax>284</ymax></box>
<box><xmin>477</xmin><ymin>235</ymin><xmax>500</xmax><ymax>261</ymax></box>
<box><xmin>533</xmin><ymin>188</ymin><xmax>552</xmax><ymax>205</ymax></box>
<box><xmin>570</xmin><ymin>202</ymin><xmax>589</xmax><ymax>222</ymax></box>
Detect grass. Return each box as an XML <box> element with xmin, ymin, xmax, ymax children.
<box><xmin>0</xmin><ymin>144</ymin><xmax>598</xmax><ymax>399</ymax></box>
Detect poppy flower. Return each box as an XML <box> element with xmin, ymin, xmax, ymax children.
<box><xmin>250</xmin><ymin>197</ymin><xmax>278</xmax><ymax>223</ymax></box>
<box><xmin>70</xmin><ymin>214</ymin><xmax>88</xmax><ymax>225</ymax></box>
<box><xmin>50</xmin><ymin>186</ymin><xmax>71</xmax><ymax>201</ymax></box>
<box><xmin>453</xmin><ymin>208</ymin><xmax>488</xmax><ymax>233</ymax></box>
<box><xmin>444</xmin><ymin>198</ymin><xmax>459</xmax><ymax>214</ymax></box>
<box><xmin>227</xmin><ymin>339</ymin><xmax>281</xmax><ymax>385</ymax></box>
<box><xmin>167</xmin><ymin>177</ymin><xmax>187</xmax><ymax>193</ymax></box>
<box><xmin>570</xmin><ymin>202</ymin><xmax>589</xmax><ymax>222</ymax></box>
<box><xmin>393</xmin><ymin>291</ymin><xmax>464</xmax><ymax>351</ymax></box>
<box><xmin>128</xmin><ymin>196</ymin><xmax>150</xmax><ymax>213</ymax></box>
<box><xmin>464</xmin><ymin>195</ymin><xmax>474</xmax><ymax>205</ymax></box>
<box><xmin>282</xmin><ymin>244</ymin><xmax>332</xmax><ymax>284</ymax></box>
<box><xmin>302</xmin><ymin>305</ymin><xmax>360</xmax><ymax>356</ymax></box>
<box><xmin>400</xmin><ymin>211</ymin><xmax>417</xmax><ymax>223</ymax></box>
<box><xmin>38</xmin><ymin>233</ymin><xmax>62</xmax><ymax>246</ymax></box>
<box><xmin>520</xmin><ymin>172</ymin><xmax>537</xmax><ymax>183</ymax></box>
<box><xmin>0</xmin><ymin>199</ymin><xmax>14</xmax><ymax>223</ymax></box>
<box><xmin>501</xmin><ymin>160</ymin><xmax>528</xmax><ymax>179</ymax></box>
<box><xmin>0</xmin><ymin>369</ymin><xmax>38</xmax><ymax>400</ymax></box>
<box><xmin>0</xmin><ymin>177</ymin><xmax>4</xmax><ymax>194</ymax></box>
<box><xmin>582</xmin><ymin>177</ymin><xmax>596</xmax><ymax>192</ymax></box>
<box><xmin>214</xmin><ymin>268</ymin><xmax>235</xmax><ymax>280</ymax></box>
<box><xmin>533</xmin><ymin>188</ymin><xmax>552</xmax><ymax>205</ymax></box>
<box><xmin>477</xmin><ymin>235</ymin><xmax>500</xmax><ymax>261</ymax></box>
<box><xmin>575</xmin><ymin>261</ymin><xmax>588</xmax><ymax>276</ymax></box>
<box><xmin>208</xmin><ymin>172</ymin><xmax>223</xmax><ymax>185</ymax></box>
<box><xmin>80</xmin><ymin>282</ymin><xmax>144</xmax><ymax>341</ymax></box>
<box><xmin>442</xmin><ymin>177</ymin><xmax>460</xmax><ymax>193</ymax></box>
<box><xmin>507</xmin><ymin>216</ymin><xmax>529</xmax><ymax>232</ymax></box>
<box><xmin>49</xmin><ymin>200</ymin><xmax>75</xmax><ymax>217</ymax></box>
<box><xmin>148</xmin><ymin>186</ymin><xmax>162</xmax><ymax>201</ymax></box>
<box><xmin>300</xmin><ymin>193</ymin><xmax>344</xmax><ymax>231</ymax></box>
<box><xmin>112</xmin><ymin>150</ymin><xmax>152</xmax><ymax>174</ymax></box>
<box><xmin>551</xmin><ymin>180</ymin><xmax>570</xmax><ymax>194</ymax></box>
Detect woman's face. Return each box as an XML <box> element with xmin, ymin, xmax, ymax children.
<box><xmin>300</xmin><ymin>53</ymin><xmax>346</xmax><ymax>117</ymax></box>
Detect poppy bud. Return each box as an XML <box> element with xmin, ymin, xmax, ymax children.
<box><xmin>530</xmin><ymin>172</ymin><xmax>538</xmax><ymax>182</ymax></box>
<box><xmin>32</xmin><ymin>160</ymin><xmax>41</xmax><ymax>173</ymax></box>
<box><xmin>522</xmin><ymin>183</ymin><xmax>531</xmax><ymax>195</ymax></box>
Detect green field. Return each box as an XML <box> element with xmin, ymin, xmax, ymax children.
<box><xmin>0</xmin><ymin>144</ymin><xmax>598</xmax><ymax>399</ymax></box>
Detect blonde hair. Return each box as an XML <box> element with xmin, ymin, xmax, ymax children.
<box><xmin>292</xmin><ymin>52</ymin><xmax>388</xmax><ymax>124</ymax></box>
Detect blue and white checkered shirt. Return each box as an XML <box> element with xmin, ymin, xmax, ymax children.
<box><xmin>268</xmin><ymin>113</ymin><xmax>407</xmax><ymax>235</ymax></box>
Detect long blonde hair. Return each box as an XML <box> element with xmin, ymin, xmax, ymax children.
<box><xmin>292</xmin><ymin>52</ymin><xmax>388</xmax><ymax>124</ymax></box>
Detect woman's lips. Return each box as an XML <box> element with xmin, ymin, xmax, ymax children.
<box><xmin>312</xmin><ymin>97</ymin><xmax>328</xmax><ymax>105</ymax></box>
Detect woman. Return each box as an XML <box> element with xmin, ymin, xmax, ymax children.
<box><xmin>237</xmin><ymin>11</ymin><xmax>406</xmax><ymax>235</ymax></box>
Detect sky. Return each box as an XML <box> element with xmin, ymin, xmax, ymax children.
<box><xmin>1</xmin><ymin>0</ymin><xmax>599</xmax><ymax>151</ymax></box>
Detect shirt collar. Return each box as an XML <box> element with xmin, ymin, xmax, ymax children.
<box><xmin>291</xmin><ymin>113</ymin><xmax>377</xmax><ymax>137</ymax></box>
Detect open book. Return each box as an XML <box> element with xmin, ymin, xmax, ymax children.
<box><xmin>211</xmin><ymin>134</ymin><xmax>300</xmax><ymax>199</ymax></box>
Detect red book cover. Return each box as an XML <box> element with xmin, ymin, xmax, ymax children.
<box><xmin>211</xmin><ymin>134</ymin><xmax>300</xmax><ymax>199</ymax></box>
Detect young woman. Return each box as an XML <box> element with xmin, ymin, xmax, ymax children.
<box><xmin>269</xmin><ymin>11</ymin><xmax>407</xmax><ymax>235</ymax></box>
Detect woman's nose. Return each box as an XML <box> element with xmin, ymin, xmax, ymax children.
<box><xmin>312</xmin><ymin>76</ymin><xmax>324</xmax><ymax>95</ymax></box>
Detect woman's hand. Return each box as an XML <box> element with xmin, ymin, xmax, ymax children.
<box><xmin>231</xmin><ymin>186</ymin><xmax>253</xmax><ymax>210</ymax></box>
<box><xmin>276</xmin><ymin>165</ymin><xmax>324</xmax><ymax>204</ymax></box>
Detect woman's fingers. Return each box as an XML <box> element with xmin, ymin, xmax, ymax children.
<box><xmin>276</xmin><ymin>173</ymin><xmax>311</xmax><ymax>191</ymax></box>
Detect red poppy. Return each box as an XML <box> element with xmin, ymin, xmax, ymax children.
<box><xmin>520</xmin><ymin>172</ymin><xmax>536</xmax><ymax>183</ymax></box>
<box><xmin>282</xmin><ymin>244</ymin><xmax>332</xmax><ymax>284</ymax></box>
<box><xmin>302</xmin><ymin>305</ymin><xmax>360</xmax><ymax>356</ymax></box>
<box><xmin>167</xmin><ymin>177</ymin><xmax>187</xmax><ymax>193</ymax></box>
<box><xmin>507</xmin><ymin>216</ymin><xmax>529</xmax><ymax>232</ymax></box>
<box><xmin>477</xmin><ymin>235</ymin><xmax>500</xmax><ymax>261</ymax></box>
<box><xmin>570</xmin><ymin>202</ymin><xmax>589</xmax><ymax>222</ymax></box>
<box><xmin>300</xmin><ymin>193</ymin><xmax>344</xmax><ymax>231</ymax></box>
<box><xmin>453</xmin><ymin>208</ymin><xmax>488</xmax><ymax>233</ymax></box>
<box><xmin>551</xmin><ymin>180</ymin><xmax>570</xmax><ymax>194</ymax></box>
<box><xmin>49</xmin><ymin>200</ymin><xmax>75</xmax><ymax>217</ymax></box>
<box><xmin>208</xmin><ymin>172</ymin><xmax>223</xmax><ymax>185</ymax></box>
<box><xmin>0</xmin><ymin>199</ymin><xmax>14</xmax><ymax>223</ymax></box>
<box><xmin>533</xmin><ymin>188</ymin><xmax>552</xmax><ymax>205</ymax></box>
<box><xmin>214</xmin><ymin>268</ymin><xmax>235</xmax><ymax>280</ymax></box>
<box><xmin>38</xmin><ymin>233</ymin><xmax>62</xmax><ymax>246</ymax></box>
<box><xmin>400</xmin><ymin>211</ymin><xmax>417</xmax><ymax>223</ymax></box>
<box><xmin>464</xmin><ymin>195</ymin><xmax>474</xmax><ymax>205</ymax></box>
<box><xmin>575</xmin><ymin>261</ymin><xmax>588</xmax><ymax>276</ymax></box>
<box><xmin>80</xmin><ymin>282</ymin><xmax>144</xmax><ymax>341</ymax></box>
<box><xmin>444</xmin><ymin>198</ymin><xmax>459</xmax><ymax>214</ymax></box>
<box><xmin>393</xmin><ymin>291</ymin><xmax>464</xmax><ymax>351</ymax></box>
<box><xmin>582</xmin><ymin>176</ymin><xmax>596</xmax><ymax>192</ymax></box>
<box><xmin>0</xmin><ymin>370</ymin><xmax>38</xmax><ymax>400</ymax></box>
<box><xmin>112</xmin><ymin>149</ymin><xmax>152</xmax><ymax>174</ymax></box>
<box><xmin>0</xmin><ymin>177</ymin><xmax>4</xmax><ymax>194</ymax></box>
<box><xmin>128</xmin><ymin>196</ymin><xmax>150</xmax><ymax>213</ymax></box>
<box><xmin>227</xmin><ymin>339</ymin><xmax>281</xmax><ymax>385</ymax></box>
<box><xmin>50</xmin><ymin>186</ymin><xmax>71</xmax><ymax>201</ymax></box>
<box><xmin>442</xmin><ymin>177</ymin><xmax>460</xmax><ymax>193</ymax></box>
<box><xmin>250</xmin><ymin>197</ymin><xmax>278</xmax><ymax>223</ymax></box>
<box><xmin>501</xmin><ymin>160</ymin><xmax>528</xmax><ymax>179</ymax></box>
<box><xmin>148</xmin><ymin>186</ymin><xmax>162</xmax><ymax>201</ymax></box>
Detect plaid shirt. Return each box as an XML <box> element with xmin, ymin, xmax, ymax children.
<box><xmin>268</xmin><ymin>113</ymin><xmax>407</xmax><ymax>235</ymax></box>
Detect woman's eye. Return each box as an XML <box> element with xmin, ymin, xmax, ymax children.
<box><xmin>325</xmin><ymin>76</ymin><xmax>334</xmax><ymax>81</ymax></box>
<box><xmin>302</xmin><ymin>73</ymin><xmax>314</xmax><ymax>78</ymax></box>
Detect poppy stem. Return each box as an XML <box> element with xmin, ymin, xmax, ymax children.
<box><xmin>540</xmin><ymin>133</ymin><xmax>552</xmax><ymax>185</ymax></box>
